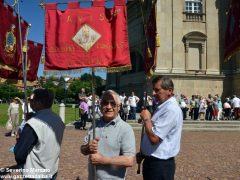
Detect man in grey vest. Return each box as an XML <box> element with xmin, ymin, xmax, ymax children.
<box><xmin>81</xmin><ymin>90</ymin><xmax>136</xmax><ymax>180</ymax></box>
<box><xmin>14</xmin><ymin>88</ymin><xmax>65</xmax><ymax>180</ymax></box>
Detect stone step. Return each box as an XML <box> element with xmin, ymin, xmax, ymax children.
<box><xmin>66</xmin><ymin>120</ymin><xmax>240</xmax><ymax>131</ymax></box>
<box><xmin>128</xmin><ymin>120</ymin><xmax>240</xmax><ymax>131</ymax></box>
<box><xmin>131</xmin><ymin>126</ymin><xmax>240</xmax><ymax>131</ymax></box>
<box><xmin>183</xmin><ymin>120</ymin><xmax>240</xmax><ymax>124</ymax></box>
<box><xmin>129</xmin><ymin>124</ymin><xmax>240</xmax><ymax>129</ymax></box>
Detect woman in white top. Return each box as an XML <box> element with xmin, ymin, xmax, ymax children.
<box><xmin>198</xmin><ymin>97</ymin><xmax>206</xmax><ymax>120</ymax></box>
<box><xmin>8</xmin><ymin>97</ymin><xmax>21</xmax><ymax>136</ymax></box>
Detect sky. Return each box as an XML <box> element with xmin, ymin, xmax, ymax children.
<box><xmin>4</xmin><ymin>0</ymin><xmax>120</xmax><ymax>79</ymax></box>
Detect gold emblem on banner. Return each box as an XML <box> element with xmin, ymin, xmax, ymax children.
<box><xmin>4</xmin><ymin>24</ymin><xmax>16</xmax><ymax>58</ymax></box>
<box><xmin>72</xmin><ymin>24</ymin><xmax>101</xmax><ymax>52</ymax></box>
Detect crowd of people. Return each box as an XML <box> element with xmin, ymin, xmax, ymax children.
<box><xmin>76</xmin><ymin>88</ymin><xmax>154</xmax><ymax>129</ymax></box>
<box><xmin>3</xmin><ymin>75</ymin><xmax>240</xmax><ymax>179</ymax></box>
<box><xmin>3</xmin><ymin>76</ymin><xmax>184</xmax><ymax>180</ymax></box>
<box><xmin>77</xmin><ymin>87</ymin><xmax>240</xmax><ymax>127</ymax></box>
<box><xmin>178</xmin><ymin>93</ymin><xmax>240</xmax><ymax>121</ymax></box>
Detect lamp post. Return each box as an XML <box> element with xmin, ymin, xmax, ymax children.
<box><xmin>64</xmin><ymin>77</ymin><xmax>70</xmax><ymax>104</ymax></box>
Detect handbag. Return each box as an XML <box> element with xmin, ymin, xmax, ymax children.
<box><xmin>6</xmin><ymin>118</ymin><xmax>13</xmax><ymax>131</ymax></box>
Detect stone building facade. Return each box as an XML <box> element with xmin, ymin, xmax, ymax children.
<box><xmin>106</xmin><ymin>0</ymin><xmax>240</xmax><ymax>98</ymax></box>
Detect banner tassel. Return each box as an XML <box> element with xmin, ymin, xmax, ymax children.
<box><xmin>147</xmin><ymin>48</ymin><xmax>152</xmax><ymax>58</ymax></box>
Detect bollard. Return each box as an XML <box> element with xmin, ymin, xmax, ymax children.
<box><xmin>72</xmin><ymin>104</ymin><xmax>77</xmax><ymax>121</ymax></box>
<box><xmin>59</xmin><ymin>103</ymin><xmax>65</xmax><ymax>123</ymax></box>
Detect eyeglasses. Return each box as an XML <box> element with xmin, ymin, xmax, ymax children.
<box><xmin>101</xmin><ymin>100</ymin><xmax>118</xmax><ymax>108</ymax></box>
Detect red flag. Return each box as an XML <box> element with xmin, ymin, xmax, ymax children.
<box><xmin>45</xmin><ymin>0</ymin><xmax>131</xmax><ymax>73</ymax></box>
<box><xmin>18</xmin><ymin>40</ymin><xmax>43</xmax><ymax>81</ymax></box>
<box><xmin>144</xmin><ymin>3</ymin><xmax>157</xmax><ymax>77</ymax></box>
<box><xmin>26</xmin><ymin>41</ymin><xmax>43</xmax><ymax>81</ymax></box>
<box><xmin>0</xmin><ymin>0</ymin><xmax>28</xmax><ymax>79</ymax></box>
<box><xmin>224</xmin><ymin>0</ymin><xmax>240</xmax><ymax>61</ymax></box>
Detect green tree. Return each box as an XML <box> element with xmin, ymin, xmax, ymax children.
<box><xmin>42</xmin><ymin>76</ymin><xmax>55</xmax><ymax>89</ymax></box>
<box><xmin>80</xmin><ymin>73</ymin><xmax>105</xmax><ymax>95</ymax></box>
<box><xmin>38</xmin><ymin>73</ymin><xmax>105</xmax><ymax>103</ymax></box>
<box><xmin>0</xmin><ymin>84</ymin><xmax>23</xmax><ymax>102</ymax></box>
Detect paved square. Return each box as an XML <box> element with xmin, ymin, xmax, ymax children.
<box><xmin>0</xmin><ymin>127</ymin><xmax>240</xmax><ymax>179</ymax></box>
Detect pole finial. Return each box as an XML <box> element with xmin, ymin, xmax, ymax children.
<box><xmin>11</xmin><ymin>0</ymin><xmax>18</xmax><ymax>7</ymax></box>
<box><xmin>40</xmin><ymin>0</ymin><xmax>45</xmax><ymax>8</ymax></box>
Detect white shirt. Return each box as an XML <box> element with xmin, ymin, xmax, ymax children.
<box><xmin>21</xmin><ymin>102</ymin><xmax>33</xmax><ymax>120</ymax></box>
<box><xmin>8</xmin><ymin>102</ymin><xmax>19</xmax><ymax>115</ymax></box>
<box><xmin>120</xmin><ymin>95</ymin><xmax>126</xmax><ymax>105</ymax></box>
<box><xmin>141</xmin><ymin>97</ymin><xmax>183</xmax><ymax>159</ymax></box>
<box><xmin>87</xmin><ymin>95</ymin><xmax>92</xmax><ymax>106</ymax></box>
<box><xmin>232</xmin><ymin>97</ymin><xmax>240</xmax><ymax>108</ymax></box>
<box><xmin>128</xmin><ymin>95</ymin><xmax>139</xmax><ymax>107</ymax></box>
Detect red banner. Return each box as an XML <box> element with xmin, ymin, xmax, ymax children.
<box><xmin>26</xmin><ymin>41</ymin><xmax>43</xmax><ymax>81</ymax></box>
<box><xmin>18</xmin><ymin>40</ymin><xmax>43</xmax><ymax>81</ymax></box>
<box><xmin>45</xmin><ymin>0</ymin><xmax>131</xmax><ymax>72</ymax></box>
<box><xmin>224</xmin><ymin>0</ymin><xmax>240</xmax><ymax>61</ymax></box>
<box><xmin>0</xmin><ymin>0</ymin><xmax>28</xmax><ymax>79</ymax></box>
<box><xmin>144</xmin><ymin>3</ymin><xmax>157</xmax><ymax>77</ymax></box>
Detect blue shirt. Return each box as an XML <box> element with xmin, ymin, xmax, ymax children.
<box><xmin>14</xmin><ymin>124</ymin><xmax>38</xmax><ymax>165</ymax></box>
<box><xmin>141</xmin><ymin>97</ymin><xmax>183</xmax><ymax>159</ymax></box>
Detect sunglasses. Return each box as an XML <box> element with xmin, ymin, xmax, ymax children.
<box><xmin>101</xmin><ymin>100</ymin><xmax>118</xmax><ymax>108</ymax></box>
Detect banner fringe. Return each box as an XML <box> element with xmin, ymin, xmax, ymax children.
<box><xmin>0</xmin><ymin>78</ymin><xmax>38</xmax><ymax>86</ymax></box>
<box><xmin>44</xmin><ymin>65</ymin><xmax>132</xmax><ymax>76</ymax></box>
<box><xmin>107</xmin><ymin>65</ymin><xmax>132</xmax><ymax>73</ymax></box>
<box><xmin>44</xmin><ymin>69</ymin><xmax>82</xmax><ymax>76</ymax></box>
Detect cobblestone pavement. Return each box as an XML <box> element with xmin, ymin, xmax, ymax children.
<box><xmin>0</xmin><ymin>127</ymin><xmax>240</xmax><ymax>180</ymax></box>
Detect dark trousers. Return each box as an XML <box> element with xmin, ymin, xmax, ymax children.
<box><xmin>119</xmin><ymin>106</ymin><xmax>124</xmax><ymax>119</ymax></box>
<box><xmin>81</xmin><ymin>112</ymin><xmax>88</xmax><ymax>128</ymax></box>
<box><xmin>143</xmin><ymin>156</ymin><xmax>175</xmax><ymax>180</ymax></box>
<box><xmin>234</xmin><ymin>107</ymin><xmax>240</xmax><ymax>119</ymax></box>
<box><xmin>122</xmin><ymin>113</ymin><xmax>128</xmax><ymax>121</ymax></box>
<box><xmin>205</xmin><ymin>106</ymin><xmax>213</xmax><ymax>120</ymax></box>
<box><xmin>194</xmin><ymin>108</ymin><xmax>199</xmax><ymax>120</ymax></box>
<box><xmin>130</xmin><ymin>106</ymin><xmax>137</xmax><ymax>120</ymax></box>
<box><xmin>181</xmin><ymin>108</ymin><xmax>187</xmax><ymax>120</ymax></box>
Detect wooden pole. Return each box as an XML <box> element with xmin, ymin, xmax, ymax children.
<box><xmin>23</xmin><ymin>24</ymin><xmax>31</xmax><ymax>116</ymax></box>
<box><xmin>137</xmin><ymin>77</ymin><xmax>150</xmax><ymax>174</ymax></box>
<box><xmin>91</xmin><ymin>68</ymin><xmax>97</xmax><ymax>180</ymax></box>
<box><xmin>15</xmin><ymin>0</ymin><xmax>29</xmax><ymax>118</ymax></box>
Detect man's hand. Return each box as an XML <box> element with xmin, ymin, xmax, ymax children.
<box><xmin>140</xmin><ymin>109</ymin><xmax>151</xmax><ymax>123</ymax></box>
<box><xmin>89</xmin><ymin>137</ymin><xmax>99</xmax><ymax>154</ymax></box>
<box><xmin>81</xmin><ymin>137</ymin><xmax>99</xmax><ymax>155</ymax></box>
<box><xmin>136</xmin><ymin>152</ymin><xmax>144</xmax><ymax>164</ymax></box>
<box><xmin>90</xmin><ymin>153</ymin><xmax>104</xmax><ymax>165</ymax></box>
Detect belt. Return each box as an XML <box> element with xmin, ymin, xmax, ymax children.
<box><xmin>145</xmin><ymin>156</ymin><xmax>174</xmax><ymax>161</ymax></box>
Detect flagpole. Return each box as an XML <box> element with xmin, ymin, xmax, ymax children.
<box><xmin>91</xmin><ymin>68</ymin><xmax>96</xmax><ymax>139</ymax></box>
<box><xmin>137</xmin><ymin>77</ymin><xmax>151</xmax><ymax>174</ymax></box>
<box><xmin>14</xmin><ymin>0</ymin><xmax>28</xmax><ymax>117</ymax></box>
<box><xmin>23</xmin><ymin>24</ymin><xmax>31</xmax><ymax>115</ymax></box>
<box><xmin>137</xmin><ymin>1</ymin><xmax>157</xmax><ymax>174</ymax></box>
<box><xmin>91</xmin><ymin>67</ymin><xmax>97</xmax><ymax>180</ymax></box>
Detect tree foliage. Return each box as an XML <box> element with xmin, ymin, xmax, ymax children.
<box><xmin>0</xmin><ymin>73</ymin><xmax>105</xmax><ymax>104</ymax></box>
<box><xmin>0</xmin><ymin>84</ymin><xmax>23</xmax><ymax>102</ymax></box>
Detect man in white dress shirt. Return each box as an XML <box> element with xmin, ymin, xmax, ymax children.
<box><xmin>137</xmin><ymin>76</ymin><xmax>183</xmax><ymax>180</ymax></box>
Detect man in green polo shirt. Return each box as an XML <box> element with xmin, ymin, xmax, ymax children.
<box><xmin>81</xmin><ymin>90</ymin><xmax>136</xmax><ymax>180</ymax></box>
